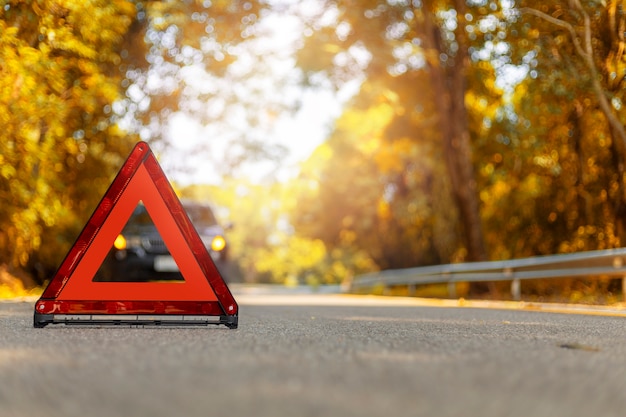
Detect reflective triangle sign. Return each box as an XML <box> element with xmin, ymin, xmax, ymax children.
<box><xmin>34</xmin><ymin>141</ymin><xmax>238</xmax><ymax>329</ymax></box>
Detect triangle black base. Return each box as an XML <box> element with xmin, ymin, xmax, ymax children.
<box><xmin>34</xmin><ymin>312</ymin><xmax>238</xmax><ymax>329</ymax></box>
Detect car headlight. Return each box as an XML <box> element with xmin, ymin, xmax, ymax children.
<box><xmin>211</xmin><ymin>235</ymin><xmax>226</xmax><ymax>252</ymax></box>
<box><xmin>113</xmin><ymin>234</ymin><xmax>127</xmax><ymax>250</ymax></box>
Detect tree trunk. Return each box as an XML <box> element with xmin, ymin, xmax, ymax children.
<box><xmin>420</xmin><ymin>1</ymin><xmax>488</xmax><ymax>262</ymax></box>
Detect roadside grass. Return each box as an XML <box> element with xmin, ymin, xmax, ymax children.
<box><xmin>0</xmin><ymin>267</ymin><xmax>42</xmax><ymax>300</ymax></box>
<box><xmin>353</xmin><ymin>282</ymin><xmax>626</xmax><ymax>306</ymax></box>
<box><xmin>0</xmin><ymin>284</ymin><xmax>42</xmax><ymax>299</ymax></box>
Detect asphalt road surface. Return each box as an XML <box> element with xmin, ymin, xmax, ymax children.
<box><xmin>2</xmin><ymin>287</ymin><xmax>626</xmax><ymax>417</ymax></box>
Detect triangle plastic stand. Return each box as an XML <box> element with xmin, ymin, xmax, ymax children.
<box><xmin>34</xmin><ymin>141</ymin><xmax>238</xmax><ymax>329</ymax></box>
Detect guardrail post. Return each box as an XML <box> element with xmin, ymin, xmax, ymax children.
<box><xmin>383</xmin><ymin>284</ymin><xmax>390</xmax><ymax>296</ymax></box>
<box><xmin>408</xmin><ymin>284</ymin><xmax>416</xmax><ymax>296</ymax></box>
<box><xmin>447</xmin><ymin>281</ymin><xmax>456</xmax><ymax>299</ymax></box>
<box><xmin>511</xmin><ymin>278</ymin><xmax>521</xmax><ymax>301</ymax></box>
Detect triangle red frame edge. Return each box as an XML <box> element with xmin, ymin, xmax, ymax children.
<box><xmin>33</xmin><ymin>141</ymin><xmax>238</xmax><ymax>329</ymax></box>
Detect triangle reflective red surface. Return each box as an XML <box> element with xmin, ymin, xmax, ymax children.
<box><xmin>34</xmin><ymin>141</ymin><xmax>238</xmax><ymax>328</ymax></box>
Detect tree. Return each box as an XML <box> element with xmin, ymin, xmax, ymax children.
<box><xmin>419</xmin><ymin>0</ymin><xmax>487</xmax><ymax>261</ymax></box>
<box><xmin>294</xmin><ymin>0</ymin><xmax>507</xmax><ymax>264</ymax></box>
<box><xmin>506</xmin><ymin>0</ymin><xmax>626</xmax><ymax>252</ymax></box>
<box><xmin>0</xmin><ymin>0</ymin><xmax>137</xmax><ymax>280</ymax></box>
<box><xmin>181</xmin><ymin>173</ymin><xmax>379</xmax><ymax>285</ymax></box>
<box><xmin>292</xmin><ymin>78</ymin><xmax>449</xmax><ymax>270</ymax></box>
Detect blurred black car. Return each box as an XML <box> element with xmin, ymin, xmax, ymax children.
<box><xmin>95</xmin><ymin>201</ymin><xmax>229</xmax><ymax>282</ymax></box>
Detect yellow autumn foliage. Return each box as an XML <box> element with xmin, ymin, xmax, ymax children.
<box><xmin>0</xmin><ymin>1</ymin><xmax>136</xmax><ymax>276</ymax></box>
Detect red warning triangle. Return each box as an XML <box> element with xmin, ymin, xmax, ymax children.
<box><xmin>34</xmin><ymin>141</ymin><xmax>238</xmax><ymax>328</ymax></box>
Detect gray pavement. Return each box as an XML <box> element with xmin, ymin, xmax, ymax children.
<box><xmin>2</xmin><ymin>292</ymin><xmax>626</xmax><ymax>417</ymax></box>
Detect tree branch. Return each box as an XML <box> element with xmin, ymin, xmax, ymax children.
<box><xmin>520</xmin><ymin>6</ymin><xmax>626</xmax><ymax>152</ymax></box>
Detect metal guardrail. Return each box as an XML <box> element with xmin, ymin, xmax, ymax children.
<box><xmin>350</xmin><ymin>248</ymin><xmax>626</xmax><ymax>300</ymax></box>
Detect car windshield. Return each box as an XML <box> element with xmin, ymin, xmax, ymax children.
<box><xmin>128</xmin><ymin>203</ymin><xmax>218</xmax><ymax>227</ymax></box>
<box><xmin>185</xmin><ymin>205</ymin><xmax>218</xmax><ymax>226</ymax></box>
